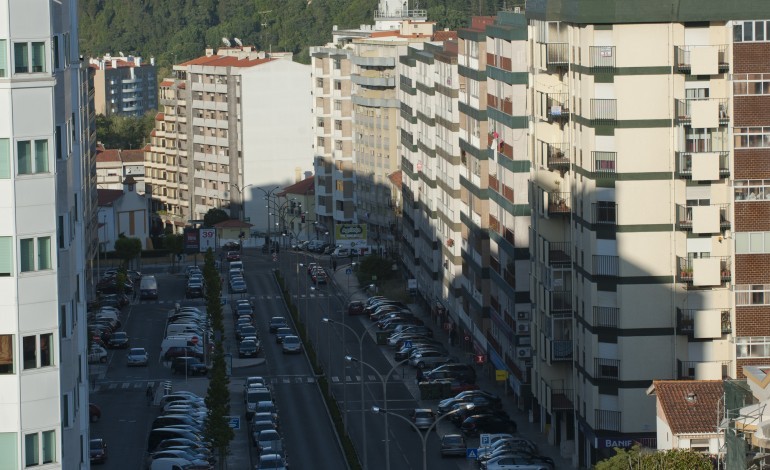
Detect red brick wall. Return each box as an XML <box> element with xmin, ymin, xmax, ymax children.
<box><xmin>735</xmin><ymin>254</ymin><xmax>770</xmax><ymax>283</ymax></box>
<box><xmin>734</xmin><ymin>95</ymin><xmax>770</xmax><ymax>126</ymax></box>
<box><xmin>734</xmin><ymin>150</ymin><xmax>770</xmax><ymax>179</ymax></box>
<box><xmin>736</xmin><ymin>307</ymin><xmax>770</xmax><ymax>336</ymax></box>
<box><xmin>734</xmin><ymin>43</ymin><xmax>770</xmax><ymax>74</ymax></box>
<box><xmin>734</xmin><ymin>202</ymin><xmax>770</xmax><ymax>232</ymax></box>
<box><xmin>737</xmin><ymin>358</ymin><xmax>770</xmax><ymax>379</ymax></box>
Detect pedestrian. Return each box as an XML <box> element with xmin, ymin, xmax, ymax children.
<box><xmin>449</xmin><ymin>326</ymin><xmax>458</xmax><ymax>347</ymax></box>
<box><xmin>145</xmin><ymin>385</ymin><xmax>154</xmax><ymax>405</ymax></box>
<box><xmin>416</xmin><ymin>368</ymin><xmax>425</xmax><ymax>384</ymax></box>
<box><xmin>332</xmin><ymin>260</ymin><xmax>337</xmax><ymax>271</ymax></box>
<box><xmin>133</xmin><ymin>287</ymin><xmax>138</xmax><ymax>301</ymax></box>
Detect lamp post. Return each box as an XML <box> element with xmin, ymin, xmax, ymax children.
<box><xmin>346</xmin><ymin>356</ymin><xmax>409</xmax><ymax>470</ymax></box>
<box><xmin>255</xmin><ymin>185</ymin><xmax>280</xmax><ymax>248</ymax></box>
<box><xmin>229</xmin><ymin>183</ymin><xmax>253</xmax><ymax>222</ymax></box>
<box><xmin>321</xmin><ymin>316</ymin><xmax>381</xmax><ymax>470</ymax></box>
<box><xmin>370</xmin><ymin>404</ymin><xmax>474</xmax><ymax>470</ymax></box>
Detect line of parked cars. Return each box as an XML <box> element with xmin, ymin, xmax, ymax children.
<box><xmin>162</xmin><ymin>304</ymin><xmax>210</xmax><ymax>376</ymax></box>
<box><xmin>241</xmin><ymin>376</ymin><xmax>289</xmax><ymax>469</ymax></box>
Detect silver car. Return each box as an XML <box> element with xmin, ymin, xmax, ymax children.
<box><xmin>127</xmin><ymin>348</ymin><xmax>149</xmax><ymax>366</ymax></box>
<box><xmin>281</xmin><ymin>335</ymin><xmax>302</xmax><ymax>354</ymax></box>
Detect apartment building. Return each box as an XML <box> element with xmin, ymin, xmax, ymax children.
<box><xmin>95</xmin><ymin>146</ymin><xmax>145</xmax><ymax>191</ymax></box>
<box><xmin>0</xmin><ymin>0</ymin><xmax>92</xmax><ymax>467</ymax></box>
<box><xmin>523</xmin><ymin>1</ymin><xmax>770</xmax><ymax>466</ymax></box>
<box><xmin>146</xmin><ymin>46</ymin><xmax>311</xmax><ymax>233</ymax></box>
<box><xmin>89</xmin><ymin>53</ymin><xmax>157</xmax><ymax>117</ymax></box>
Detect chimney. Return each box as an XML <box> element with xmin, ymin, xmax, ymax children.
<box><xmin>150</xmin><ymin>57</ymin><xmax>156</xmax><ymax>66</ymax></box>
<box><xmin>294</xmin><ymin>167</ymin><xmax>302</xmax><ymax>183</ymax></box>
<box><xmin>111</xmin><ymin>59</ymin><xmax>117</xmax><ymax>69</ymax></box>
<box><xmin>136</xmin><ymin>57</ymin><xmax>142</xmax><ymax>67</ymax></box>
<box><xmin>304</xmin><ymin>171</ymin><xmax>313</xmax><ymax>180</ymax></box>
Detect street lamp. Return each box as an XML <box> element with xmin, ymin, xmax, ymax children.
<box><xmin>346</xmin><ymin>356</ymin><xmax>409</xmax><ymax>470</ymax></box>
<box><xmin>255</xmin><ymin>185</ymin><xmax>281</xmax><ymax>247</ymax></box>
<box><xmin>370</xmin><ymin>404</ymin><xmax>474</xmax><ymax>470</ymax></box>
<box><xmin>321</xmin><ymin>316</ymin><xmax>381</xmax><ymax>470</ymax></box>
<box><xmin>229</xmin><ymin>183</ymin><xmax>253</xmax><ymax>222</ymax></box>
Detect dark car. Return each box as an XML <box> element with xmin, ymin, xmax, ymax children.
<box><xmin>89</xmin><ymin>403</ymin><xmax>102</xmax><ymax>422</ymax></box>
<box><xmin>186</xmin><ymin>282</ymin><xmax>204</xmax><ymax>299</ymax></box>
<box><xmin>450</xmin><ymin>404</ymin><xmax>501</xmax><ymax>425</ymax></box>
<box><xmin>223</xmin><ymin>241</ymin><xmax>241</xmax><ymax>251</ymax></box>
<box><xmin>90</xmin><ymin>438</ymin><xmax>107</xmax><ymax>464</ymax></box>
<box><xmin>171</xmin><ymin>357</ymin><xmax>208</xmax><ymax>376</ymax></box>
<box><xmin>275</xmin><ymin>327</ymin><xmax>293</xmax><ymax>343</ymax></box>
<box><xmin>347</xmin><ymin>301</ymin><xmax>365</xmax><ymax>315</ymax></box>
<box><xmin>268</xmin><ymin>317</ymin><xmax>288</xmax><ymax>333</ymax></box>
<box><xmin>99</xmin><ymin>293</ymin><xmax>130</xmax><ymax>308</ymax></box>
<box><xmin>438</xmin><ymin>390</ymin><xmax>502</xmax><ymax>414</ymax></box>
<box><xmin>226</xmin><ymin>251</ymin><xmax>241</xmax><ymax>261</ymax></box>
<box><xmin>394</xmin><ymin>341</ymin><xmax>446</xmax><ymax>361</ymax></box>
<box><xmin>238</xmin><ymin>340</ymin><xmax>261</xmax><ymax>358</ymax></box>
<box><xmin>237</xmin><ymin>325</ymin><xmax>257</xmax><ymax>342</ymax></box>
<box><xmin>460</xmin><ymin>413</ymin><xmax>517</xmax><ymax>436</ymax></box>
<box><xmin>425</xmin><ymin>364</ymin><xmax>477</xmax><ymax>384</ymax></box>
<box><xmin>440</xmin><ymin>434</ymin><xmax>466</xmax><ymax>457</ymax></box>
<box><xmin>105</xmin><ymin>331</ymin><xmax>130</xmax><ymax>349</ymax></box>
<box><xmin>164</xmin><ymin>346</ymin><xmax>205</xmax><ymax>361</ymax></box>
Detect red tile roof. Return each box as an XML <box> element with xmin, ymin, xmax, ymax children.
<box><xmin>650</xmin><ymin>380</ymin><xmax>723</xmax><ymax>435</ymax></box>
<box><xmin>433</xmin><ymin>31</ymin><xmax>457</xmax><ymax>41</ymax></box>
<box><xmin>278</xmin><ymin>176</ymin><xmax>315</xmax><ymax>197</ymax></box>
<box><xmin>121</xmin><ymin>150</ymin><xmax>145</xmax><ymax>163</ymax></box>
<box><xmin>388</xmin><ymin>170</ymin><xmax>402</xmax><ymax>189</ymax></box>
<box><xmin>155</xmin><ymin>112</ymin><xmax>165</xmax><ymax>121</ymax></box>
<box><xmin>97</xmin><ymin>189</ymin><xmax>123</xmax><ymax>206</ymax></box>
<box><xmin>214</xmin><ymin>219</ymin><xmax>253</xmax><ymax>228</ymax></box>
<box><xmin>96</xmin><ymin>148</ymin><xmax>120</xmax><ymax>163</ymax></box>
<box><xmin>160</xmin><ymin>80</ymin><xmax>174</xmax><ymax>87</ymax></box>
<box><xmin>179</xmin><ymin>55</ymin><xmax>275</xmax><ymax>68</ymax></box>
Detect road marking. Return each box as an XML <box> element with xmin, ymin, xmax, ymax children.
<box><xmin>108</xmin><ymin>383</ymin><xmax>117</xmax><ymax>389</ymax></box>
<box><xmin>368</xmin><ymin>375</ymin><xmax>376</xmax><ymax>381</ymax></box>
<box><xmin>121</xmin><ymin>383</ymin><xmax>130</xmax><ymax>389</ymax></box>
<box><xmin>332</xmin><ymin>377</ymin><xmax>340</xmax><ymax>383</ymax></box>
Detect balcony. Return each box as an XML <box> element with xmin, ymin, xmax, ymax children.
<box><xmin>674</xmin><ymin>45</ymin><xmax>729</xmax><ymax>75</ymax></box>
<box><xmin>548</xmin><ymin>192</ymin><xmax>570</xmax><ymax>216</ymax></box>
<box><xmin>676</xmin><ymin>308</ymin><xmax>732</xmax><ymax>337</ymax></box>
<box><xmin>592</xmin><ymin>202</ymin><xmax>617</xmax><ymax>227</ymax></box>
<box><xmin>678</xmin><ymin>359</ymin><xmax>731</xmax><ymax>380</ymax></box>
<box><xmin>595</xmin><ymin>409</ymin><xmax>621</xmax><ymax>432</ymax></box>
<box><xmin>593</xmin><ymin>306</ymin><xmax>619</xmax><ymax>328</ymax></box>
<box><xmin>550</xmin><ymin>290</ymin><xmax>572</xmax><ymax>313</ymax></box>
<box><xmin>550</xmin><ymin>340</ymin><xmax>573</xmax><ymax>362</ymax></box>
<box><xmin>547</xmin><ymin>241</ymin><xmax>571</xmax><ymax>266</ymax></box>
<box><xmin>675</xmin><ymin>151</ymin><xmax>730</xmax><ymax>180</ymax></box>
<box><xmin>677</xmin><ymin>256</ymin><xmax>731</xmax><ymax>286</ymax></box>
<box><xmin>675</xmin><ymin>204</ymin><xmax>730</xmax><ymax>233</ymax></box>
<box><xmin>543</xmin><ymin>141</ymin><xmax>570</xmax><ymax>173</ymax></box>
<box><xmin>592</xmin><ymin>255</ymin><xmax>619</xmax><ymax>277</ymax></box>
<box><xmin>594</xmin><ymin>358</ymin><xmax>620</xmax><ymax>381</ymax></box>
<box><xmin>589</xmin><ymin>46</ymin><xmax>616</xmax><ymax>71</ymax></box>
<box><xmin>545</xmin><ymin>93</ymin><xmax>570</xmax><ymax>124</ymax></box>
<box><xmin>592</xmin><ymin>151</ymin><xmax>617</xmax><ymax>179</ymax></box>
<box><xmin>545</xmin><ymin>42</ymin><xmax>569</xmax><ymax>69</ymax></box>
<box><xmin>590</xmin><ymin>99</ymin><xmax>617</xmax><ymax>124</ymax></box>
<box><xmin>675</xmin><ymin>98</ymin><xmax>729</xmax><ymax>126</ymax></box>
<box><xmin>551</xmin><ymin>389</ymin><xmax>574</xmax><ymax>411</ymax></box>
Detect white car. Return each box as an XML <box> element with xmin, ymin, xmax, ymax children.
<box><xmin>127</xmin><ymin>348</ymin><xmax>149</xmax><ymax>367</ymax></box>
<box><xmin>482</xmin><ymin>455</ymin><xmax>552</xmax><ymax>470</ymax></box>
<box><xmin>88</xmin><ymin>345</ymin><xmax>108</xmax><ymax>364</ymax></box>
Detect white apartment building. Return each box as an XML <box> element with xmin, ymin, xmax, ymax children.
<box><xmin>89</xmin><ymin>53</ymin><xmax>157</xmax><ymax>117</ymax></box>
<box><xmin>147</xmin><ymin>46</ymin><xmax>312</xmax><ymax>234</ymax></box>
<box><xmin>0</xmin><ymin>0</ymin><xmax>92</xmax><ymax>467</ymax></box>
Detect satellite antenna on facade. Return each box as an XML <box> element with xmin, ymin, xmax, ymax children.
<box><xmin>222</xmin><ymin>38</ymin><xmax>232</xmax><ymax>47</ymax></box>
<box><xmin>234</xmin><ymin>38</ymin><xmax>243</xmax><ymax>47</ymax></box>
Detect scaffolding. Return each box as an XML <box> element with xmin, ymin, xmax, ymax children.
<box><xmin>718</xmin><ymin>379</ymin><xmax>759</xmax><ymax>469</ymax></box>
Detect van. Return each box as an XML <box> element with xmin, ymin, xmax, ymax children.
<box><xmin>147</xmin><ymin>427</ymin><xmax>203</xmax><ymax>452</ymax></box>
<box><xmin>332</xmin><ymin>247</ymin><xmax>352</xmax><ymax>258</ymax></box>
<box><xmin>140</xmin><ymin>275</ymin><xmax>159</xmax><ymax>300</ymax></box>
<box><xmin>229</xmin><ymin>261</ymin><xmax>243</xmax><ymax>273</ymax></box>
<box><xmin>160</xmin><ymin>337</ymin><xmax>200</xmax><ymax>357</ymax></box>
<box><xmin>166</xmin><ymin>323</ymin><xmax>203</xmax><ymax>337</ymax></box>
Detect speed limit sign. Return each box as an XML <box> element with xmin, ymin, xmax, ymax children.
<box><xmin>199</xmin><ymin>228</ymin><xmax>216</xmax><ymax>252</ymax></box>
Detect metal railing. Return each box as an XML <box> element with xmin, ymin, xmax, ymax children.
<box><xmin>548</xmin><ymin>241</ymin><xmax>571</xmax><ymax>266</ymax></box>
<box><xmin>545</xmin><ymin>42</ymin><xmax>569</xmax><ymax>68</ymax></box>
<box><xmin>677</xmin><ymin>256</ymin><xmax>731</xmax><ymax>283</ymax></box>
<box><xmin>550</xmin><ymin>340</ymin><xmax>573</xmax><ymax>362</ymax></box>
<box><xmin>674</xmin><ymin>204</ymin><xmax>730</xmax><ymax>231</ymax></box>
<box><xmin>677</xmin><ymin>359</ymin><xmax>731</xmax><ymax>379</ymax></box>
<box><xmin>550</xmin><ymin>290</ymin><xmax>572</xmax><ymax>313</ymax></box>
<box><xmin>551</xmin><ymin>389</ymin><xmax>574</xmax><ymax>411</ymax></box>
<box><xmin>675</xmin><ymin>98</ymin><xmax>729</xmax><ymax>124</ymax></box>
<box><xmin>677</xmin><ymin>308</ymin><xmax>732</xmax><ymax>335</ymax></box>
<box><xmin>675</xmin><ymin>151</ymin><xmax>730</xmax><ymax>179</ymax></box>
<box><xmin>594</xmin><ymin>358</ymin><xmax>620</xmax><ymax>380</ymax></box>
<box><xmin>545</xmin><ymin>141</ymin><xmax>570</xmax><ymax>171</ymax></box>
<box><xmin>545</xmin><ymin>93</ymin><xmax>570</xmax><ymax>122</ymax></box>
<box><xmin>592</xmin><ymin>151</ymin><xmax>617</xmax><ymax>178</ymax></box>
<box><xmin>589</xmin><ymin>46</ymin><xmax>616</xmax><ymax>70</ymax></box>
<box><xmin>595</xmin><ymin>409</ymin><xmax>621</xmax><ymax>431</ymax></box>
<box><xmin>594</xmin><ymin>306</ymin><xmax>619</xmax><ymax>328</ymax></box>
<box><xmin>590</xmin><ymin>99</ymin><xmax>617</xmax><ymax>123</ymax></box>
<box><xmin>593</xmin><ymin>255</ymin><xmax>619</xmax><ymax>277</ymax></box>
<box><xmin>592</xmin><ymin>202</ymin><xmax>617</xmax><ymax>226</ymax></box>
<box><xmin>548</xmin><ymin>192</ymin><xmax>570</xmax><ymax>215</ymax></box>
<box><xmin>674</xmin><ymin>45</ymin><xmax>729</xmax><ymax>73</ymax></box>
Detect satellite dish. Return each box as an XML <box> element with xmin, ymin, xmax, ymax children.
<box><xmin>222</xmin><ymin>38</ymin><xmax>231</xmax><ymax>47</ymax></box>
<box><xmin>234</xmin><ymin>38</ymin><xmax>243</xmax><ymax>47</ymax></box>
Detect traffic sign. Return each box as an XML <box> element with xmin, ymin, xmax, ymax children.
<box><xmin>345</xmin><ymin>268</ymin><xmax>352</xmax><ymax>275</ymax></box>
<box><xmin>191</xmin><ymin>336</ymin><xmax>199</xmax><ymax>346</ymax></box>
<box><xmin>495</xmin><ymin>370</ymin><xmax>508</xmax><ymax>381</ymax></box>
<box><xmin>404</xmin><ymin>341</ymin><xmax>412</xmax><ymax>348</ymax></box>
<box><xmin>199</xmin><ymin>228</ymin><xmax>216</xmax><ymax>253</ymax></box>
<box><xmin>272</xmin><ymin>253</ymin><xmax>278</xmax><ymax>262</ymax></box>
<box><xmin>480</xmin><ymin>434</ymin><xmax>491</xmax><ymax>446</ymax></box>
<box><xmin>466</xmin><ymin>448</ymin><xmax>478</xmax><ymax>459</ymax></box>
<box><xmin>226</xmin><ymin>416</ymin><xmax>240</xmax><ymax>430</ymax></box>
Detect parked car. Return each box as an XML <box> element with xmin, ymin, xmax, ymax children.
<box><xmin>438</xmin><ymin>390</ymin><xmax>502</xmax><ymax>414</ymax></box>
<box><xmin>226</xmin><ymin>251</ymin><xmax>241</xmax><ymax>261</ymax></box>
<box><xmin>411</xmin><ymin>408</ymin><xmax>436</xmax><ymax>430</ymax></box>
<box><xmin>409</xmin><ymin>350</ymin><xmax>456</xmax><ymax>369</ymax></box>
<box><xmin>186</xmin><ymin>281</ymin><xmax>205</xmax><ymax>299</ymax></box>
<box><xmin>460</xmin><ymin>413</ymin><xmax>517</xmax><ymax>436</ymax></box>
<box><xmin>106</xmin><ymin>331</ymin><xmax>130</xmax><ymax>349</ymax></box>
<box><xmin>256</xmin><ymin>453</ymin><xmax>288</xmax><ymax>470</ymax></box>
<box><xmin>440</xmin><ymin>434</ymin><xmax>466</xmax><ymax>457</ymax></box>
<box><xmin>255</xmin><ymin>429</ymin><xmax>283</xmax><ymax>456</ymax></box>
<box><xmin>274</xmin><ymin>327</ymin><xmax>293</xmax><ymax>343</ymax></box>
<box><xmin>164</xmin><ymin>346</ymin><xmax>205</xmax><ymax>361</ymax></box>
<box><xmin>239</xmin><ymin>339</ymin><xmax>261</xmax><ymax>358</ymax></box>
<box><xmin>347</xmin><ymin>301</ymin><xmax>365</xmax><ymax>315</ymax></box>
<box><xmin>127</xmin><ymin>347</ymin><xmax>149</xmax><ymax>367</ymax></box>
<box><xmin>171</xmin><ymin>357</ymin><xmax>208</xmax><ymax>376</ymax></box>
<box><xmin>90</xmin><ymin>438</ymin><xmax>108</xmax><ymax>464</ymax></box>
<box><xmin>88</xmin><ymin>345</ymin><xmax>108</xmax><ymax>364</ymax></box>
<box><xmin>425</xmin><ymin>363</ymin><xmax>477</xmax><ymax>384</ymax></box>
<box><xmin>268</xmin><ymin>317</ymin><xmax>288</xmax><ymax>333</ymax></box>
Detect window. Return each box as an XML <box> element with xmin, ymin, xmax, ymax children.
<box><xmin>14</xmin><ymin>43</ymin><xmax>28</xmax><ymax>73</ymax></box>
<box><xmin>0</xmin><ymin>335</ymin><xmax>13</xmax><ymax>373</ymax></box>
<box><xmin>733</xmin><ymin>74</ymin><xmax>770</xmax><ymax>96</ymax></box>
<box><xmin>41</xmin><ymin>431</ymin><xmax>54</xmax><ymax>464</ymax></box>
<box><xmin>52</xmin><ymin>36</ymin><xmax>59</xmax><ymax>70</ymax></box>
<box><xmin>735</xmin><ymin>284</ymin><xmax>770</xmax><ymax>306</ymax></box>
<box><xmin>734</xmin><ymin>179</ymin><xmax>770</xmax><ymax>201</ymax></box>
<box><xmin>735</xmin><ymin>232</ymin><xmax>770</xmax><ymax>254</ymax></box>
<box><xmin>55</xmin><ymin>125</ymin><xmax>62</xmax><ymax>160</ymax></box>
<box><xmin>31</xmin><ymin>43</ymin><xmax>44</xmax><ymax>72</ymax></box>
<box><xmin>0</xmin><ymin>433</ymin><xmax>17</xmax><ymax>468</ymax></box>
<box><xmin>17</xmin><ymin>140</ymin><xmax>49</xmax><ymax>174</ymax></box>
<box><xmin>733</xmin><ymin>127</ymin><xmax>770</xmax><ymax>149</ymax></box>
<box><xmin>0</xmin><ymin>39</ymin><xmax>6</xmax><ymax>77</ymax></box>
<box><xmin>22</xmin><ymin>334</ymin><xmax>53</xmax><ymax>370</ymax></box>
<box><xmin>734</xmin><ymin>20</ymin><xmax>770</xmax><ymax>43</ymax></box>
<box><xmin>737</xmin><ymin>337</ymin><xmax>770</xmax><ymax>358</ymax></box>
<box><xmin>20</xmin><ymin>236</ymin><xmax>51</xmax><ymax>272</ymax></box>
<box><xmin>0</xmin><ymin>138</ymin><xmax>9</xmax><ymax>178</ymax></box>
<box><xmin>25</xmin><ymin>433</ymin><xmax>39</xmax><ymax>467</ymax></box>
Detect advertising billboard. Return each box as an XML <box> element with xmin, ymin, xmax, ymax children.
<box><xmin>334</xmin><ymin>223</ymin><xmax>367</xmax><ymax>246</ymax></box>
<box><xmin>184</xmin><ymin>228</ymin><xmax>199</xmax><ymax>254</ymax></box>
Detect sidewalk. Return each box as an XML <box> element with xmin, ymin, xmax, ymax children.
<box><xmin>330</xmin><ymin>266</ymin><xmax>577</xmax><ymax>469</ymax></box>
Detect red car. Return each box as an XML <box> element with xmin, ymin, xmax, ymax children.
<box><xmin>226</xmin><ymin>251</ymin><xmax>241</xmax><ymax>261</ymax></box>
<box><xmin>347</xmin><ymin>301</ymin><xmax>365</xmax><ymax>315</ymax></box>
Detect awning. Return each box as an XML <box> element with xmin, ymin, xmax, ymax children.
<box><xmin>487</xmin><ymin>346</ymin><xmax>507</xmax><ymax>372</ymax></box>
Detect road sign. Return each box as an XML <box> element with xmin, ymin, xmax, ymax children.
<box><xmin>191</xmin><ymin>336</ymin><xmax>199</xmax><ymax>346</ymax></box>
<box><xmin>199</xmin><ymin>228</ymin><xmax>216</xmax><ymax>252</ymax></box>
<box><xmin>480</xmin><ymin>434</ymin><xmax>491</xmax><ymax>446</ymax></box>
<box><xmin>495</xmin><ymin>370</ymin><xmax>508</xmax><ymax>381</ymax></box>
<box><xmin>466</xmin><ymin>448</ymin><xmax>478</xmax><ymax>459</ymax></box>
<box><xmin>345</xmin><ymin>268</ymin><xmax>352</xmax><ymax>275</ymax></box>
<box><xmin>226</xmin><ymin>416</ymin><xmax>240</xmax><ymax>430</ymax></box>
<box><xmin>272</xmin><ymin>253</ymin><xmax>278</xmax><ymax>262</ymax></box>
<box><xmin>404</xmin><ymin>341</ymin><xmax>412</xmax><ymax>348</ymax></box>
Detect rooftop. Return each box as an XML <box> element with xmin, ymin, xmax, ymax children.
<box><xmin>648</xmin><ymin>380</ymin><xmax>723</xmax><ymax>435</ymax></box>
<box><xmin>277</xmin><ymin>177</ymin><xmax>315</xmax><ymax>197</ymax></box>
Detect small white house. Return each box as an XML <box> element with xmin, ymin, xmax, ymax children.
<box><xmin>97</xmin><ymin>176</ymin><xmax>150</xmax><ymax>251</ymax></box>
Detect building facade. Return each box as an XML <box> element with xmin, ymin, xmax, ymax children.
<box><xmin>95</xmin><ymin>146</ymin><xmax>145</xmax><ymax>192</ymax></box>
<box><xmin>89</xmin><ymin>54</ymin><xmax>157</xmax><ymax>117</ymax></box>
<box><xmin>146</xmin><ymin>46</ymin><xmax>312</xmax><ymax>234</ymax></box>
<box><xmin>0</xmin><ymin>0</ymin><xmax>92</xmax><ymax>467</ymax></box>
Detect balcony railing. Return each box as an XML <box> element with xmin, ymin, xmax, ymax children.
<box><xmin>545</xmin><ymin>42</ymin><xmax>569</xmax><ymax>68</ymax></box>
<box><xmin>550</xmin><ymin>340</ymin><xmax>573</xmax><ymax>362</ymax></box>
<box><xmin>550</xmin><ymin>290</ymin><xmax>572</xmax><ymax>313</ymax></box>
<box><xmin>589</xmin><ymin>46</ymin><xmax>616</xmax><ymax>71</ymax></box>
<box><xmin>592</xmin><ymin>151</ymin><xmax>617</xmax><ymax>178</ymax></box>
<box><xmin>590</xmin><ymin>99</ymin><xmax>617</xmax><ymax>124</ymax></box>
<box><xmin>548</xmin><ymin>241</ymin><xmax>571</xmax><ymax>266</ymax></box>
<box><xmin>551</xmin><ymin>389</ymin><xmax>574</xmax><ymax>411</ymax></box>
<box><xmin>595</xmin><ymin>409</ymin><xmax>621</xmax><ymax>432</ymax></box>
<box><xmin>592</xmin><ymin>202</ymin><xmax>617</xmax><ymax>226</ymax></box>
<box><xmin>678</xmin><ymin>360</ymin><xmax>731</xmax><ymax>380</ymax></box>
<box><xmin>677</xmin><ymin>256</ymin><xmax>731</xmax><ymax>284</ymax></box>
<box><xmin>595</xmin><ymin>358</ymin><xmax>620</xmax><ymax>380</ymax></box>
<box><xmin>593</xmin><ymin>255</ymin><xmax>619</xmax><ymax>277</ymax></box>
<box><xmin>674</xmin><ymin>45</ymin><xmax>729</xmax><ymax>74</ymax></box>
<box><xmin>548</xmin><ymin>192</ymin><xmax>570</xmax><ymax>215</ymax></box>
<box><xmin>545</xmin><ymin>93</ymin><xmax>570</xmax><ymax>123</ymax></box>
<box><xmin>675</xmin><ymin>151</ymin><xmax>730</xmax><ymax>179</ymax></box>
<box><xmin>544</xmin><ymin>141</ymin><xmax>570</xmax><ymax>173</ymax></box>
<box><xmin>675</xmin><ymin>204</ymin><xmax>730</xmax><ymax>232</ymax></box>
<box><xmin>675</xmin><ymin>98</ymin><xmax>729</xmax><ymax>125</ymax></box>
<box><xmin>594</xmin><ymin>306</ymin><xmax>619</xmax><ymax>328</ymax></box>
<box><xmin>676</xmin><ymin>308</ymin><xmax>732</xmax><ymax>336</ymax></box>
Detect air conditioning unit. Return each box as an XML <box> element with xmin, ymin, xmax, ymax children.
<box><xmin>516</xmin><ymin>311</ymin><xmax>530</xmax><ymax>321</ymax></box>
<box><xmin>516</xmin><ymin>347</ymin><xmax>532</xmax><ymax>358</ymax></box>
<box><xmin>516</xmin><ymin>322</ymin><xmax>530</xmax><ymax>335</ymax></box>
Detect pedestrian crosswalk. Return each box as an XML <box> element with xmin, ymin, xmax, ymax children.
<box><xmin>92</xmin><ymin>379</ymin><xmax>164</xmax><ymax>392</ymax></box>
<box><xmin>132</xmin><ymin>293</ymin><xmax>331</xmax><ymax>305</ymax></box>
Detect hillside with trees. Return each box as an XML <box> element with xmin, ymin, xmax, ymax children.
<box><xmin>79</xmin><ymin>0</ymin><xmax>516</xmax><ymax>71</ymax></box>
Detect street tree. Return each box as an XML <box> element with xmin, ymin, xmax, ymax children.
<box><xmin>163</xmin><ymin>233</ymin><xmax>184</xmax><ymax>269</ymax></box>
<box><xmin>203</xmin><ymin>208</ymin><xmax>229</xmax><ymax>228</ymax></box>
<box><xmin>594</xmin><ymin>445</ymin><xmax>713</xmax><ymax>470</ymax></box>
<box><xmin>113</xmin><ymin>235</ymin><xmax>142</xmax><ymax>268</ymax></box>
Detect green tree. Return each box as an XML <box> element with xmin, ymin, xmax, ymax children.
<box><xmin>114</xmin><ymin>235</ymin><xmax>142</xmax><ymax>267</ymax></box>
<box><xmin>595</xmin><ymin>445</ymin><xmax>713</xmax><ymax>470</ymax></box>
<box><xmin>203</xmin><ymin>208</ymin><xmax>230</xmax><ymax>228</ymax></box>
<box><xmin>163</xmin><ymin>234</ymin><xmax>185</xmax><ymax>269</ymax></box>
<box><xmin>96</xmin><ymin>112</ymin><xmax>155</xmax><ymax>149</ymax></box>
